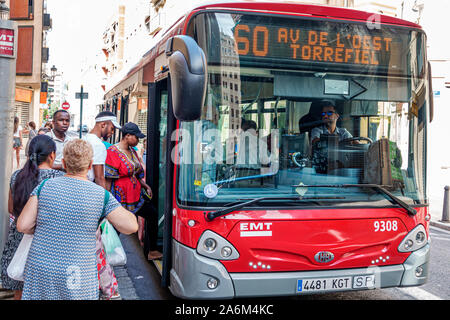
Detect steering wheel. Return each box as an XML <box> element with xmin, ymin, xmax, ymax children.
<box><xmin>292</xmin><ymin>152</ymin><xmax>308</xmax><ymax>168</ymax></box>
<box><xmin>340</xmin><ymin>137</ymin><xmax>373</xmax><ymax>145</ymax></box>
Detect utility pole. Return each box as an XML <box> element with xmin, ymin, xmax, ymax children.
<box><xmin>0</xmin><ymin>1</ymin><xmax>17</xmax><ymax>254</ymax></box>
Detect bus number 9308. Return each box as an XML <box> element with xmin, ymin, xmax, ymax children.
<box><xmin>374</xmin><ymin>220</ymin><xmax>398</xmax><ymax>232</ymax></box>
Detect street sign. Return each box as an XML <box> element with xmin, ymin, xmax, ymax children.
<box><xmin>75</xmin><ymin>92</ymin><xmax>88</xmax><ymax>99</ymax></box>
<box><xmin>61</xmin><ymin>101</ymin><xmax>70</xmax><ymax>110</ymax></box>
<box><xmin>77</xmin><ymin>85</ymin><xmax>87</xmax><ymax>138</ymax></box>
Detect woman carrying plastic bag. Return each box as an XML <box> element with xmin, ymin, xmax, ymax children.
<box><xmin>6</xmin><ymin>234</ymin><xmax>33</xmax><ymax>281</ymax></box>
<box><xmin>100</xmin><ymin>219</ymin><xmax>127</xmax><ymax>266</ymax></box>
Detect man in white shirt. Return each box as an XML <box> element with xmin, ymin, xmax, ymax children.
<box><xmin>84</xmin><ymin>111</ymin><xmax>121</xmax><ymax>188</ymax></box>
<box><xmin>46</xmin><ymin>110</ymin><xmax>72</xmax><ymax>170</ymax></box>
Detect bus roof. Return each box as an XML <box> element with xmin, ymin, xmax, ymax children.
<box><xmin>104</xmin><ymin>0</ymin><xmax>421</xmax><ymax>100</ymax></box>
<box><xmin>190</xmin><ymin>0</ymin><xmax>421</xmax><ymax>29</ymax></box>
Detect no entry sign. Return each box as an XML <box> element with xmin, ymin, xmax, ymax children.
<box><xmin>0</xmin><ymin>28</ymin><xmax>14</xmax><ymax>57</ymax></box>
<box><xmin>61</xmin><ymin>101</ymin><xmax>70</xmax><ymax>110</ymax></box>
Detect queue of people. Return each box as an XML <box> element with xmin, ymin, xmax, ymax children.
<box><xmin>1</xmin><ymin>110</ymin><xmax>155</xmax><ymax>300</ymax></box>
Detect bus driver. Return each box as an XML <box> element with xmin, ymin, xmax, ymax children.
<box><xmin>310</xmin><ymin>100</ymin><xmax>353</xmax><ymax>145</ymax></box>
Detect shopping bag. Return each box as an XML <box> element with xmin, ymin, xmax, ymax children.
<box><xmin>96</xmin><ymin>227</ymin><xmax>119</xmax><ymax>299</ymax></box>
<box><xmin>7</xmin><ymin>234</ymin><xmax>34</xmax><ymax>281</ymax></box>
<box><xmin>100</xmin><ymin>220</ymin><xmax>127</xmax><ymax>266</ymax></box>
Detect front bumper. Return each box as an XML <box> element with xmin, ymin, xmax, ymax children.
<box><xmin>169</xmin><ymin>241</ymin><xmax>430</xmax><ymax>299</ymax></box>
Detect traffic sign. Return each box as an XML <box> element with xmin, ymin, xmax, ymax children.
<box><xmin>61</xmin><ymin>101</ymin><xmax>70</xmax><ymax>110</ymax></box>
<box><xmin>77</xmin><ymin>85</ymin><xmax>87</xmax><ymax>139</ymax></box>
<box><xmin>76</xmin><ymin>92</ymin><xmax>88</xmax><ymax>99</ymax></box>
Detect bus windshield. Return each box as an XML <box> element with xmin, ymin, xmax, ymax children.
<box><xmin>177</xmin><ymin>11</ymin><xmax>428</xmax><ymax>208</ymax></box>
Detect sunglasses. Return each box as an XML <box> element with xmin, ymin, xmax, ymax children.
<box><xmin>321</xmin><ymin>111</ymin><xmax>335</xmax><ymax>116</ymax></box>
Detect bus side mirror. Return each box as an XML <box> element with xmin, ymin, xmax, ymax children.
<box><xmin>428</xmin><ymin>62</ymin><xmax>434</xmax><ymax>123</ymax></box>
<box><xmin>166</xmin><ymin>35</ymin><xmax>207</xmax><ymax>121</ymax></box>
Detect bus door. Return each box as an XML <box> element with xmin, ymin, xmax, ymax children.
<box><xmin>145</xmin><ymin>78</ymin><xmax>174</xmax><ymax>286</ymax></box>
<box><xmin>118</xmin><ymin>95</ymin><xmax>129</xmax><ymax>140</ymax></box>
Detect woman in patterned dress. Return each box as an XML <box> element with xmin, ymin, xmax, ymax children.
<box><xmin>17</xmin><ymin>139</ymin><xmax>138</xmax><ymax>300</ymax></box>
<box><xmin>1</xmin><ymin>135</ymin><xmax>64</xmax><ymax>300</ymax></box>
<box><xmin>104</xmin><ymin>123</ymin><xmax>162</xmax><ymax>260</ymax></box>
<box><xmin>105</xmin><ymin>123</ymin><xmax>152</xmax><ymax>213</ymax></box>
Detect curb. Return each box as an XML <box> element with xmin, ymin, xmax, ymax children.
<box><xmin>430</xmin><ymin>220</ymin><xmax>450</xmax><ymax>231</ymax></box>
<box><xmin>113</xmin><ymin>265</ymin><xmax>140</xmax><ymax>300</ymax></box>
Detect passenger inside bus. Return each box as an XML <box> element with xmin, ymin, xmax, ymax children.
<box><xmin>236</xmin><ymin>119</ymin><xmax>259</xmax><ymax>170</ymax></box>
<box><xmin>298</xmin><ymin>101</ymin><xmax>323</xmax><ymax>136</ymax></box>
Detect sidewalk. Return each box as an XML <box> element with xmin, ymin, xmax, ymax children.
<box><xmin>428</xmin><ymin>199</ymin><xmax>450</xmax><ymax>231</ymax></box>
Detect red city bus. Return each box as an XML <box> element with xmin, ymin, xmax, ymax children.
<box><xmin>106</xmin><ymin>1</ymin><xmax>433</xmax><ymax>299</ymax></box>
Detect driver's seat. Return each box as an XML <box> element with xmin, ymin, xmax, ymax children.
<box><xmin>298</xmin><ymin>101</ymin><xmax>324</xmax><ymax>136</ymax></box>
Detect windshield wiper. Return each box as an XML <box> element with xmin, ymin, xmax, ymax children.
<box><xmin>291</xmin><ymin>183</ymin><xmax>417</xmax><ymax>216</ymax></box>
<box><xmin>204</xmin><ymin>196</ymin><xmax>337</xmax><ymax>221</ymax></box>
<box><xmin>214</xmin><ymin>171</ymin><xmax>278</xmax><ymax>187</ymax></box>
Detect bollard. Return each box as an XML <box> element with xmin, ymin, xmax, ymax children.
<box><xmin>442</xmin><ymin>186</ymin><xmax>450</xmax><ymax>222</ymax></box>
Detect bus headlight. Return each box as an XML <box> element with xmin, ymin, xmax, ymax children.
<box><xmin>197</xmin><ymin>230</ymin><xmax>239</xmax><ymax>260</ymax></box>
<box><xmin>203</xmin><ymin>238</ymin><xmax>217</xmax><ymax>252</ymax></box>
<box><xmin>221</xmin><ymin>246</ymin><xmax>232</xmax><ymax>258</ymax></box>
<box><xmin>398</xmin><ymin>224</ymin><xmax>428</xmax><ymax>253</ymax></box>
<box><xmin>415</xmin><ymin>231</ymin><xmax>426</xmax><ymax>244</ymax></box>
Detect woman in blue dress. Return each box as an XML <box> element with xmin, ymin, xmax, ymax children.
<box><xmin>1</xmin><ymin>135</ymin><xmax>63</xmax><ymax>300</ymax></box>
<box><xmin>17</xmin><ymin>139</ymin><xmax>138</xmax><ymax>300</ymax></box>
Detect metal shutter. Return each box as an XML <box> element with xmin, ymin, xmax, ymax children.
<box><xmin>137</xmin><ymin>109</ymin><xmax>147</xmax><ymax>136</ymax></box>
<box><xmin>14</xmin><ymin>101</ymin><xmax>31</xmax><ymax>129</ymax></box>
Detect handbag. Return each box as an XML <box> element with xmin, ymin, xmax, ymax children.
<box><xmin>6</xmin><ymin>178</ymin><xmax>48</xmax><ymax>281</ymax></box>
<box><xmin>100</xmin><ymin>220</ymin><xmax>127</xmax><ymax>266</ymax></box>
<box><xmin>7</xmin><ymin>234</ymin><xmax>33</xmax><ymax>281</ymax></box>
<box><xmin>97</xmin><ymin>189</ymin><xmax>119</xmax><ymax>299</ymax></box>
<box><xmin>136</xmin><ymin>192</ymin><xmax>155</xmax><ymax>219</ymax></box>
<box><xmin>96</xmin><ymin>228</ymin><xmax>118</xmax><ymax>299</ymax></box>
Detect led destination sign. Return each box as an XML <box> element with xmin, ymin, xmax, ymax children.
<box><xmin>232</xmin><ymin>16</ymin><xmax>411</xmax><ymax>73</ymax></box>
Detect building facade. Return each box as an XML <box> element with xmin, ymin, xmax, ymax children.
<box><xmin>102</xmin><ymin>0</ymin><xmax>155</xmax><ymax>136</ymax></box>
<box><xmin>6</xmin><ymin>0</ymin><xmax>52</xmax><ymax>129</ymax></box>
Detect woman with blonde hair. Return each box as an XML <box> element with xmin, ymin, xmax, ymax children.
<box><xmin>17</xmin><ymin>139</ymin><xmax>138</xmax><ymax>300</ymax></box>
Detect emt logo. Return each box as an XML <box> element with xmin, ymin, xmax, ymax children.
<box><xmin>0</xmin><ymin>28</ymin><xmax>14</xmax><ymax>57</ymax></box>
<box><xmin>240</xmin><ymin>222</ymin><xmax>273</xmax><ymax>237</ymax></box>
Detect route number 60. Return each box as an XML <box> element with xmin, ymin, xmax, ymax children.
<box><xmin>374</xmin><ymin>220</ymin><xmax>398</xmax><ymax>232</ymax></box>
